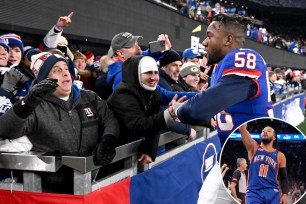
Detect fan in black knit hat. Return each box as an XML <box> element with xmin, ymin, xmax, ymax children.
<box><xmin>159</xmin><ymin>50</ymin><xmax>182</xmax><ymax>67</ymax></box>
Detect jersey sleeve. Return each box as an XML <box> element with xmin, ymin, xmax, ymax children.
<box><xmin>39</xmin><ymin>26</ymin><xmax>63</xmax><ymax>50</ymax></box>
<box><xmin>231</xmin><ymin>170</ymin><xmax>241</xmax><ymax>183</ymax></box>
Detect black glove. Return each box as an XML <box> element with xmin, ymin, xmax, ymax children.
<box><xmin>93</xmin><ymin>135</ymin><xmax>118</xmax><ymax>166</ymax></box>
<box><xmin>13</xmin><ymin>78</ymin><xmax>58</xmax><ymax>118</ymax></box>
<box><xmin>25</xmin><ymin>78</ymin><xmax>58</xmax><ymax>106</ymax></box>
<box><xmin>1</xmin><ymin>68</ymin><xmax>28</xmax><ymax>92</ymax></box>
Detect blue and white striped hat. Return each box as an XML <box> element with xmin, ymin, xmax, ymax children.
<box><xmin>0</xmin><ymin>33</ymin><xmax>24</xmax><ymax>55</ymax></box>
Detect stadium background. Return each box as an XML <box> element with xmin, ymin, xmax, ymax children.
<box><xmin>0</xmin><ymin>0</ymin><xmax>306</xmax><ymax>69</ymax></box>
<box><xmin>0</xmin><ymin>0</ymin><xmax>306</xmax><ymax>203</ymax></box>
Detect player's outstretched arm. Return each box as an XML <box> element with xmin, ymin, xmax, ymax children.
<box><xmin>176</xmin><ymin>75</ymin><xmax>257</xmax><ymax>124</ymax></box>
<box><xmin>239</xmin><ymin>123</ymin><xmax>258</xmax><ymax>159</ymax></box>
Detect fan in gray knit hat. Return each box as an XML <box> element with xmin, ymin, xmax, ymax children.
<box><xmin>180</xmin><ymin>62</ymin><xmax>201</xmax><ymax>77</ymax></box>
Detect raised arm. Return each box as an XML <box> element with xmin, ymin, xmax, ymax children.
<box><xmin>239</xmin><ymin>123</ymin><xmax>258</xmax><ymax>159</ymax></box>
<box><xmin>39</xmin><ymin>12</ymin><xmax>74</xmax><ymax>50</ymax></box>
<box><xmin>55</xmin><ymin>12</ymin><xmax>74</xmax><ymax>30</ymax></box>
<box><xmin>157</xmin><ymin>34</ymin><xmax>171</xmax><ymax>52</ymax></box>
<box><xmin>142</xmin><ymin>34</ymin><xmax>172</xmax><ymax>60</ymax></box>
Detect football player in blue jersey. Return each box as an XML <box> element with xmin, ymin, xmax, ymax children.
<box><xmin>170</xmin><ymin>14</ymin><xmax>273</xmax><ymax>145</ymax></box>
<box><xmin>168</xmin><ymin>14</ymin><xmax>274</xmax><ymax>203</ymax></box>
<box><xmin>239</xmin><ymin>123</ymin><xmax>288</xmax><ymax>204</ymax></box>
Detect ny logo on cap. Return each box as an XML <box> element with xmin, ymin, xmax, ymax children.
<box><xmin>121</xmin><ymin>32</ymin><xmax>132</xmax><ymax>39</ymax></box>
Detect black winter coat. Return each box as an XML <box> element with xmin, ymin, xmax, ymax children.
<box><xmin>107</xmin><ymin>56</ymin><xmax>167</xmax><ymax>160</ymax></box>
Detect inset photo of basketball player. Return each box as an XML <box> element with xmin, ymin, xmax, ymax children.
<box><xmin>220</xmin><ymin>117</ymin><xmax>306</xmax><ymax>204</ymax></box>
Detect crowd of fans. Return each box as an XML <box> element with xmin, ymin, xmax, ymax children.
<box><xmin>249</xmin><ymin>0</ymin><xmax>306</xmax><ymax>8</ymax></box>
<box><xmin>268</xmin><ymin>66</ymin><xmax>306</xmax><ymax>104</ymax></box>
<box><xmin>162</xmin><ymin>0</ymin><xmax>306</xmax><ymax>57</ymax></box>
<box><xmin>0</xmin><ymin>2</ymin><xmax>305</xmax><ymax>196</ymax></box>
<box><xmin>162</xmin><ymin>0</ymin><xmax>306</xmax><ymax>106</ymax></box>
<box><xmin>0</xmin><ymin>11</ymin><xmax>215</xmax><ymax>192</ymax></box>
<box><xmin>0</xmin><ymin>3</ymin><xmax>304</xmax><ymax>156</ymax></box>
<box><xmin>245</xmin><ymin>119</ymin><xmax>301</xmax><ymax>134</ymax></box>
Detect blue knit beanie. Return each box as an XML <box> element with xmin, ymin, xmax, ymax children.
<box><xmin>0</xmin><ymin>37</ymin><xmax>10</xmax><ymax>53</ymax></box>
<box><xmin>31</xmin><ymin>52</ymin><xmax>67</xmax><ymax>83</ymax></box>
<box><xmin>0</xmin><ymin>33</ymin><xmax>24</xmax><ymax>56</ymax></box>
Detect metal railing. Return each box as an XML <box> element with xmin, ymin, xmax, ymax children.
<box><xmin>0</xmin><ymin>127</ymin><xmax>210</xmax><ymax>195</ymax></box>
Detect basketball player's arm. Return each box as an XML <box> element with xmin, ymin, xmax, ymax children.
<box><xmin>239</xmin><ymin>123</ymin><xmax>258</xmax><ymax>159</ymax></box>
<box><xmin>279</xmin><ymin>152</ymin><xmax>288</xmax><ymax>204</ymax></box>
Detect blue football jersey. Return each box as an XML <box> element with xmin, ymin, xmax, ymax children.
<box><xmin>248</xmin><ymin>145</ymin><xmax>280</xmax><ymax>190</ymax></box>
<box><xmin>211</xmin><ymin>48</ymin><xmax>273</xmax><ymax>140</ymax></box>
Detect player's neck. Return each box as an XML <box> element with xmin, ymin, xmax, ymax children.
<box><xmin>260</xmin><ymin>143</ymin><xmax>274</xmax><ymax>151</ymax></box>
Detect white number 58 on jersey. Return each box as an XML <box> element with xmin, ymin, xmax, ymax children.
<box><xmin>234</xmin><ymin>52</ymin><xmax>257</xmax><ymax>69</ymax></box>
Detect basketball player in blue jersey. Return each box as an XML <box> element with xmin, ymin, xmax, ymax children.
<box><xmin>170</xmin><ymin>14</ymin><xmax>273</xmax><ymax>145</ymax></box>
<box><xmin>239</xmin><ymin>123</ymin><xmax>288</xmax><ymax>204</ymax></box>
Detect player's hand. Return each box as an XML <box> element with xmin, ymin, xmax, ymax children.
<box><xmin>138</xmin><ymin>154</ymin><xmax>153</xmax><ymax>164</ymax></box>
<box><xmin>157</xmin><ymin>34</ymin><xmax>171</xmax><ymax>52</ymax></box>
<box><xmin>280</xmin><ymin>194</ymin><xmax>288</xmax><ymax>204</ymax></box>
<box><xmin>56</xmin><ymin>12</ymin><xmax>74</xmax><ymax>29</ymax></box>
<box><xmin>168</xmin><ymin>94</ymin><xmax>187</xmax><ymax>121</ymax></box>
<box><xmin>210</xmin><ymin>118</ymin><xmax>216</xmax><ymax>129</ymax></box>
<box><xmin>188</xmin><ymin>128</ymin><xmax>197</xmax><ymax>140</ymax></box>
<box><xmin>239</xmin><ymin>123</ymin><xmax>248</xmax><ymax>132</ymax></box>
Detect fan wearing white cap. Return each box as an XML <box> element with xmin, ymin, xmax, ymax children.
<box><xmin>138</xmin><ymin>56</ymin><xmax>159</xmax><ymax>91</ymax></box>
<box><xmin>108</xmin><ymin>55</ymin><xmax>183</xmax><ymax>164</ymax></box>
